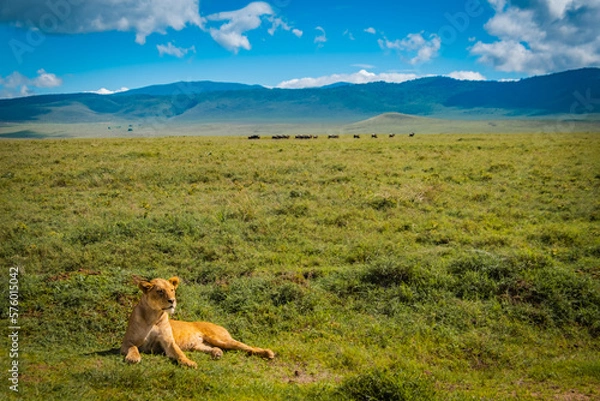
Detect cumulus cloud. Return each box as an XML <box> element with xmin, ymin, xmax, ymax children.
<box><xmin>0</xmin><ymin>68</ymin><xmax>62</xmax><ymax>98</ymax></box>
<box><xmin>276</xmin><ymin>69</ymin><xmax>418</xmax><ymax>89</ymax></box>
<box><xmin>0</xmin><ymin>0</ymin><xmax>203</xmax><ymax>45</ymax></box>
<box><xmin>471</xmin><ymin>0</ymin><xmax>600</xmax><ymax>74</ymax></box>
<box><xmin>446</xmin><ymin>71</ymin><xmax>486</xmax><ymax>81</ymax></box>
<box><xmin>201</xmin><ymin>2</ymin><xmax>299</xmax><ymax>53</ymax></box>
<box><xmin>202</xmin><ymin>2</ymin><xmax>273</xmax><ymax>53</ymax></box>
<box><xmin>157</xmin><ymin>42</ymin><xmax>196</xmax><ymax>58</ymax></box>
<box><xmin>364</xmin><ymin>27</ymin><xmax>377</xmax><ymax>34</ymax></box>
<box><xmin>379</xmin><ymin>32</ymin><xmax>441</xmax><ymax>65</ymax></box>
<box><xmin>0</xmin><ymin>1</ymin><xmax>300</xmax><ymax>52</ymax></box>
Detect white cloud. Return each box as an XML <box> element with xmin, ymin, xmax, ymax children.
<box><xmin>157</xmin><ymin>42</ymin><xmax>196</xmax><ymax>58</ymax></box>
<box><xmin>343</xmin><ymin>29</ymin><xmax>355</xmax><ymax>41</ymax></box>
<box><xmin>1</xmin><ymin>1</ymin><xmax>301</xmax><ymax>53</ymax></box>
<box><xmin>0</xmin><ymin>0</ymin><xmax>203</xmax><ymax>45</ymax></box>
<box><xmin>88</xmin><ymin>87</ymin><xmax>130</xmax><ymax>95</ymax></box>
<box><xmin>314</xmin><ymin>26</ymin><xmax>327</xmax><ymax>46</ymax></box>
<box><xmin>1</xmin><ymin>69</ymin><xmax>62</xmax><ymax>88</ymax></box>
<box><xmin>203</xmin><ymin>2</ymin><xmax>276</xmax><ymax>53</ymax></box>
<box><xmin>471</xmin><ymin>0</ymin><xmax>600</xmax><ymax>74</ymax></box>
<box><xmin>446</xmin><ymin>71</ymin><xmax>486</xmax><ymax>81</ymax></box>
<box><xmin>487</xmin><ymin>0</ymin><xmax>507</xmax><ymax>12</ymax></box>
<box><xmin>379</xmin><ymin>32</ymin><xmax>441</xmax><ymax>65</ymax></box>
<box><xmin>32</xmin><ymin>69</ymin><xmax>62</xmax><ymax>88</ymax></box>
<box><xmin>0</xmin><ymin>69</ymin><xmax>62</xmax><ymax>98</ymax></box>
<box><xmin>364</xmin><ymin>27</ymin><xmax>377</xmax><ymax>34</ymax></box>
<box><xmin>276</xmin><ymin>69</ymin><xmax>418</xmax><ymax>89</ymax></box>
<box><xmin>471</xmin><ymin>40</ymin><xmax>545</xmax><ymax>74</ymax></box>
<box><xmin>2</xmin><ymin>71</ymin><xmax>28</xmax><ymax>89</ymax></box>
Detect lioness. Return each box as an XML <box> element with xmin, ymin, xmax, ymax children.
<box><xmin>121</xmin><ymin>276</ymin><xmax>275</xmax><ymax>368</ymax></box>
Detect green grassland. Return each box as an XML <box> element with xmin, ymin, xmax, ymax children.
<box><xmin>1</xmin><ymin>133</ymin><xmax>599</xmax><ymax>400</ymax></box>
<box><xmin>2</xmin><ymin>113</ymin><xmax>600</xmax><ymax>139</ymax></box>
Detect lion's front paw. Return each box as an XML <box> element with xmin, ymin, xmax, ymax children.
<box><xmin>210</xmin><ymin>348</ymin><xmax>223</xmax><ymax>360</ymax></box>
<box><xmin>125</xmin><ymin>348</ymin><xmax>141</xmax><ymax>364</ymax></box>
<box><xmin>264</xmin><ymin>349</ymin><xmax>275</xmax><ymax>359</ymax></box>
<box><xmin>179</xmin><ymin>358</ymin><xmax>198</xmax><ymax>368</ymax></box>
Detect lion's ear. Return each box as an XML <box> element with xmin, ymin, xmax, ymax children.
<box><xmin>139</xmin><ymin>281</ymin><xmax>154</xmax><ymax>293</ymax></box>
<box><xmin>168</xmin><ymin>276</ymin><xmax>180</xmax><ymax>289</ymax></box>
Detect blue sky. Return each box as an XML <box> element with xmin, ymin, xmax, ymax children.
<box><xmin>1</xmin><ymin>0</ymin><xmax>599</xmax><ymax>97</ymax></box>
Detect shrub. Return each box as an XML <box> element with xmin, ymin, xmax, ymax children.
<box><xmin>361</xmin><ymin>258</ymin><xmax>416</xmax><ymax>288</ymax></box>
<box><xmin>448</xmin><ymin>251</ymin><xmax>600</xmax><ymax>334</ymax></box>
<box><xmin>336</xmin><ymin>367</ymin><xmax>436</xmax><ymax>401</ymax></box>
<box><xmin>448</xmin><ymin>252</ymin><xmax>522</xmax><ymax>301</ymax></box>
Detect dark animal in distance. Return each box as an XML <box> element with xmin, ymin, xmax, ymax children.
<box><xmin>248</xmin><ymin>135</ymin><xmax>261</xmax><ymax>140</ymax></box>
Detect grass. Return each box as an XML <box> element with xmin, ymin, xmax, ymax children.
<box><xmin>1</xmin><ymin>133</ymin><xmax>599</xmax><ymax>400</ymax></box>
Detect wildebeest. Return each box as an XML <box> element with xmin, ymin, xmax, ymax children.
<box><xmin>354</xmin><ymin>134</ymin><xmax>361</xmax><ymax>139</ymax></box>
<box><xmin>248</xmin><ymin>135</ymin><xmax>261</xmax><ymax>140</ymax></box>
<box><xmin>328</xmin><ymin>134</ymin><xmax>340</xmax><ymax>139</ymax></box>
<box><xmin>371</xmin><ymin>133</ymin><xmax>378</xmax><ymax>138</ymax></box>
<box><xmin>409</xmin><ymin>132</ymin><xmax>415</xmax><ymax>137</ymax></box>
<box><xmin>272</xmin><ymin>135</ymin><xmax>290</xmax><ymax>140</ymax></box>
<box><xmin>389</xmin><ymin>133</ymin><xmax>396</xmax><ymax>138</ymax></box>
<box><xmin>295</xmin><ymin>134</ymin><xmax>313</xmax><ymax>139</ymax></box>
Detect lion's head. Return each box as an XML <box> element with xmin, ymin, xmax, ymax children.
<box><xmin>138</xmin><ymin>276</ymin><xmax>180</xmax><ymax>314</ymax></box>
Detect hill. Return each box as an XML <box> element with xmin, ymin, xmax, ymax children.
<box><xmin>0</xmin><ymin>68</ymin><xmax>598</xmax><ymax>125</ymax></box>
<box><xmin>121</xmin><ymin>80</ymin><xmax>264</xmax><ymax>96</ymax></box>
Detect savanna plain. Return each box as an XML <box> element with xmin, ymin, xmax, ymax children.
<box><xmin>1</xmin><ymin>132</ymin><xmax>599</xmax><ymax>400</ymax></box>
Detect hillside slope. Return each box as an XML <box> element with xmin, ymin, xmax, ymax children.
<box><xmin>0</xmin><ymin>68</ymin><xmax>598</xmax><ymax>123</ymax></box>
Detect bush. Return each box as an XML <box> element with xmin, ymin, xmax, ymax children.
<box><xmin>336</xmin><ymin>367</ymin><xmax>436</xmax><ymax>401</ymax></box>
<box><xmin>362</xmin><ymin>258</ymin><xmax>416</xmax><ymax>288</ymax></box>
<box><xmin>448</xmin><ymin>251</ymin><xmax>600</xmax><ymax>334</ymax></box>
<box><xmin>528</xmin><ymin>265</ymin><xmax>600</xmax><ymax>335</ymax></box>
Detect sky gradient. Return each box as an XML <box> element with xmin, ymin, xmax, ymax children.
<box><xmin>1</xmin><ymin>0</ymin><xmax>599</xmax><ymax>98</ymax></box>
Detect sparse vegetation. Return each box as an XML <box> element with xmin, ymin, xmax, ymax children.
<box><xmin>1</xmin><ymin>133</ymin><xmax>599</xmax><ymax>400</ymax></box>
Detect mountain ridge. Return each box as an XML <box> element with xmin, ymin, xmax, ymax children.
<box><xmin>0</xmin><ymin>68</ymin><xmax>598</xmax><ymax>123</ymax></box>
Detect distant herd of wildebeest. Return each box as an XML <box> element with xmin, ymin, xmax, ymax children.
<box><xmin>248</xmin><ymin>132</ymin><xmax>415</xmax><ymax>140</ymax></box>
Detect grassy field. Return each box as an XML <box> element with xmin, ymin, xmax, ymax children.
<box><xmin>1</xmin><ymin>133</ymin><xmax>599</xmax><ymax>400</ymax></box>
<box><xmin>2</xmin><ymin>114</ymin><xmax>600</xmax><ymax>139</ymax></box>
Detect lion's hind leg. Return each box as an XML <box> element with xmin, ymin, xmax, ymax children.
<box><xmin>191</xmin><ymin>321</ymin><xmax>275</xmax><ymax>359</ymax></box>
<box><xmin>206</xmin><ymin>337</ymin><xmax>275</xmax><ymax>359</ymax></box>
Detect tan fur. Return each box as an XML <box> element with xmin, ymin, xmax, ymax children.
<box><xmin>121</xmin><ymin>276</ymin><xmax>274</xmax><ymax>368</ymax></box>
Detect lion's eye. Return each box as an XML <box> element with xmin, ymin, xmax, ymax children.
<box><xmin>156</xmin><ymin>289</ymin><xmax>164</xmax><ymax>295</ymax></box>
